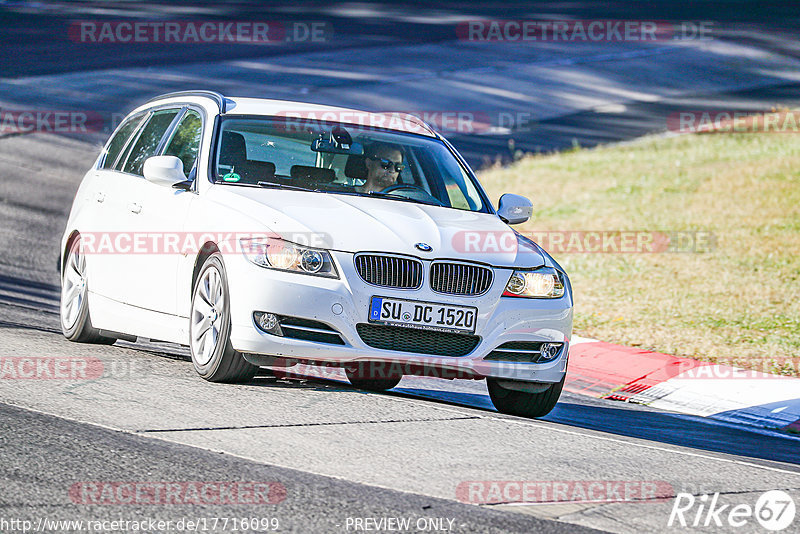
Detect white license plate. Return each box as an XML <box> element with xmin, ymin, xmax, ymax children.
<box><xmin>369</xmin><ymin>296</ymin><xmax>477</xmax><ymax>334</ymax></box>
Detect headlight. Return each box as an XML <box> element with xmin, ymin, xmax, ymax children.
<box><xmin>240</xmin><ymin>237</ymin><xmax>338</xmax><ymax>278</ymax></box>
<box><xmin>503</xmin><ymin>267</ymin><xmax>565</xmax><ymax>298</ymax></box>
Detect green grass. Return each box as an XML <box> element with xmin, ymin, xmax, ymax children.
<box><xmin>477</xmin><ymin>130</ymin><xmax>800</xmax><ymax>375</ymax></box>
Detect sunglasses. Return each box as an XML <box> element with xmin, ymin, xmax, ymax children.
<box><xmin>369</xmin><ymin>155</ymin><xmax>405</xmax><ymax>173</ymax></box>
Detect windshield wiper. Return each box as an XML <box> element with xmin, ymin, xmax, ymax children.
<box><xmin>358</xmin><ymin>190</ymin><xmax>444</xmax><ymax>207</ymax></box>
<box><xmin>256</xmin><ymin>181</ymin><xmax>315</xmax><ymax>192</ymax></box>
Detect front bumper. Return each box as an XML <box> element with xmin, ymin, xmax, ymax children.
<box><xmin>225</xmin><ymin>250</ymin><xmax>572</xmax><ymax>384</ymax></box>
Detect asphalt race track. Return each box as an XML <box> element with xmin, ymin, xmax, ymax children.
<box><xmin>1</xmin><ymin>2</ymin><xmax>800</xmax><ymax>533</ymax></box>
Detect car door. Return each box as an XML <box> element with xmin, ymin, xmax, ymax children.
<box><xmin>123</xmin><ymin>107</ymin><xmax>202</xmax><ymax>315</ymax></box>
<box><xmin>83</xmin><ymin>111</ymin><xmax>147</xmax><ymax>303</ymax></box>
<box><xmin>101</xmin><ymin>107</ymin><xmax>182</xmax><ymax>309</ymax></box>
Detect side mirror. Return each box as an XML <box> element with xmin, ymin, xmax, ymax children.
<box><xmin>143</xmin><ymin>155</ymin><xmax>186</xmax><ymax>187</ymax></box>
<box><xmin>497</xmin><ymin>193</ymin><xmax>533</xmax><ymax>225</ymax></box>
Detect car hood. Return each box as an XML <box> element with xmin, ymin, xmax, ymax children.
<box><xmin>209</xmin><ymin>186</ymin><xmax>545</xmax><ymax>268</ymax></box>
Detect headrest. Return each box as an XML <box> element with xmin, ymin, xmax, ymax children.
<box><xmin>247</xmin><ymin>160</ymin><xmax>276</xmax><ymax>179</ymax></box>
<box><xmin>290</xmin><ymin>165</ymin><xmax>336</xmax><ymax>184</ymax></box>
<box><xmin>220</xmin><ymin>131</ymin><xmax>247</xmax><ymax>167</ymax></box>
<box><xmin>344</xmin><ymin>155</ymin><xmax>367</xmax><ymax>180</ymax></box>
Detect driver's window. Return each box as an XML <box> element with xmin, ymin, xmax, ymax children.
<box><xmin>120</xmin><ymin>109</ymin><xmax>180</xmax><ymax>176</ymax></box>
<box><xmin>163</xmin><ymin>110</ymin><xmax>202</xmax><ymax>178</ymax></box>
<box><xmin>101</xmin><ymin>113</ymin><xmax>146</xmax><ymax>170</ymax></box>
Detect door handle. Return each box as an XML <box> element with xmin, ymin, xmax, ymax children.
<box><xmin>128</xmin><ymin>202</ymin><xmax>142</xmax><ymax>214</ymax></box>
<box><xmin>95</xmin><ymin>192</ymin><xmax>105</xmax><ymax>203</ymax></box>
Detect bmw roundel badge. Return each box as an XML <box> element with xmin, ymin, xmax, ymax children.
<box><xmin>415</xmin><ymin>243</ymin><xmax>433</xmax><ymax>252</ymax></box>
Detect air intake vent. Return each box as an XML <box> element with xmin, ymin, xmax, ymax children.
<box><xmin>430</xmin><ymin>262</ymin><xmax>493</xmax><ymax>296</ymax></box>
<box><xmin>483</xmin><ymin>341</ymin><xmax>563</xmax><ymax>363</ymax></box>
<box><xmin>355</xmin><ymin>255</ymin><xmax>423</xmax><ymax>289</ymax></box>
<box><xmin>253</xmin><ymin>312</ymin><xmax>345</xmax><ymax>345</ymax></box>
<box><xmin>279</xmin><ymin>316</ymin><xmax>345</xmax><ymax>345</ymax></box>
<box><xmin>356</xmin><ymin>323</ymin><xmax>480</xmax><ymax>357</ymax></box>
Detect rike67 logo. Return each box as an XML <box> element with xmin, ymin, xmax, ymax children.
<box><xmin>669</xmin><ymin>490</ymin><xmax>796</xmax><ymax>531</ymax></box>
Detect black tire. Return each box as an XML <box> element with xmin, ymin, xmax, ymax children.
<box><xmin>345</xmin><ymin>362</ymin><xmax>402</xmax><ymax>392</ymax></box>
<box><xmin>190</xmin><ymin>253</ymin><xmax>258</xmax><ymax>383</ymax></box>
<box><xmin>60</xmin><ymin>237</ymin><xmax>116</xmax><ymax>345</ymax></box>
<box><xmin>487</xmin><ymin>375</ymin><xmax>565</xmax><ymax>418</ymax></box>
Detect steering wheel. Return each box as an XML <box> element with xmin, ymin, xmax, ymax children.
<box><xmin>379</xmin><ymin>184</ymin><xmax>445</xmax><ymax>206</ymax></box>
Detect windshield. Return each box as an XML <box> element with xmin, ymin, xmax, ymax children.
<box><xmin>213</xmin><ymin>116</ymin><xmax>489</xmax><ymax>212</ymax></box>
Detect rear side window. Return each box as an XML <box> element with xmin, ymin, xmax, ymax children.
<box><xmin>163</xmin><ymin>110</ymin><xmax>202</xmax><ymax>177</ymax></box>
<box><xmin>101</xmin><ymin>113</ymin><xmax>145</xmax><ymax>169</ymax></box>
<box><xmin>121</xmin><ymin>109</ymin><xmax>180</xmax><ymax>176</ymax></box>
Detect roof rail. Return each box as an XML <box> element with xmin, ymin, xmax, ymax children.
<box><xmin>146</xmin><ymin>90</ymin><xmax>227</xmax><ymax>112</ymax></box>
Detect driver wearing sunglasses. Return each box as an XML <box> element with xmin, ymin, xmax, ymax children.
<box><xmin>356</xmin><ymin>142</ymin><xmax>405</xmax><ymax>193</ymax></box>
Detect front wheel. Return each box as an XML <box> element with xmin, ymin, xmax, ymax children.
<box><xmin>190</xmin><ymin>253</ymin><xmax>258</xmax><ymax>383</ymax></box>
<box><xmin>487</xmin><ymin>376</ymin><xmax>565</xmax><ymax>418</ymax></box>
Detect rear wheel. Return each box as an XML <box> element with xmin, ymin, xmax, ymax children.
<box><xmin>345</xmin><ymin>362</ymin><xmax>402</xmax><ymax>391</ymax></box>
<box><xmin>60</xmin><ymin>237</ymin><xmax>116</xmax><ymax>344</ymax></box>
<box><xmin>487</xmin><ymin>376</ymin><xmax>565</xmax><ymax>418</ymax></box>
<box><xmin>190</xmin><ymin>253</ymin><xmax>258</xmax><ymax>383</ymax></box>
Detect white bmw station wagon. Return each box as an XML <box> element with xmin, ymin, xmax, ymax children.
<box><xmin>60</xmin><ymin>91</ymin><xmax>573</xmax><ymax>417</ymax></box>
